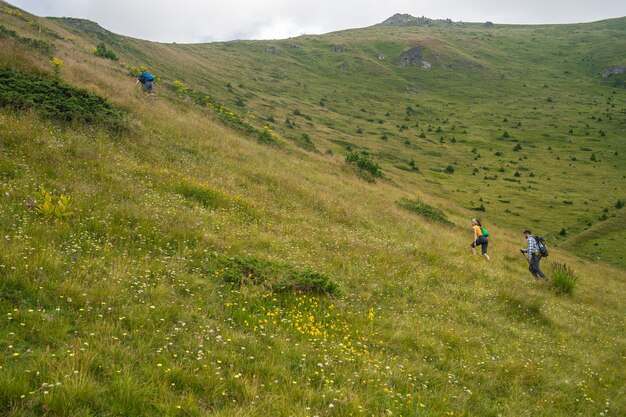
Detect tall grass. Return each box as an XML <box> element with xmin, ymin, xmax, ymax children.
<box><xmin>549</xmin><ymin>262</ymin><xmax>578</xmax><ymax>294</ymax></box>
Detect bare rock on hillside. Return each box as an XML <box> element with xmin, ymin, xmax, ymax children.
<box><xmin>399</xmin><ymin>47</ymin><xmax>431</xmax><ymax>69</ymax></box>
<box><xmin>266</xmin><ymin>46</ymin><xmax>280</xmax><ymax>55</ymax></box>
<box><xmin>381</xmin><ymin>14</ymin><xmax>432</xmax><ymax>27</ymax></box>
<box><xmin>332</xmin><ymin>44</ymin><xmax>347</xmax><ymax>53</ymax></box>
<box><xmin>602</xmin><ymin>65</ymin><xmax>626</xmax><ymax>78</ymax></box>
<box><xmin>53</xmin><ymin>17</ymin><xmax>112</xmax><ymax>37</ymax></box>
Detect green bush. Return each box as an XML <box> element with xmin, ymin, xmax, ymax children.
<box><xmin>396</xmin><ymin>198</ymin><xmax>452</xmax><ymax>226</ymax></box>
<box><xmin>93</xmin><ymin>42</ymin><xmax>119</xmax><ymax>60</ymax></box>
<box><xmin>346</xmin><ymin>151</ymin><xmax>383</xmax><ymax>178</ymax></box>
<box><xmin>218</xmin><ymin>255</ymin><xmax>339</xmax><ymax>295</ymax></box>
<box><xmin>550</xmin><ymin>262</ymin><xmax>577</xmax><ymax>294</ymax></box>
<box><xmin>0</xmin><ymin>68</ymin><xmax>126</xmax><ymax>131</ymax></box>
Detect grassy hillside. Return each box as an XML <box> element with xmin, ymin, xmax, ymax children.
<box><xmin>0</xmin><ymin>2</ymin><xmax>625</xmax><ymax>416</ymax></box>
<box><xmin>41</xmin><ymin>11</ymin><xmax>626</xmax><ymax>266</ymax></box>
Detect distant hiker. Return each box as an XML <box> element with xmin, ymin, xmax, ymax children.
<box><xmin>520</xmin><ymin>229</ymin><xmax>548</xmax><ymax>281</ymax></box>
<box><xmin>470</xmin><ymin>218</ymin><xmax>490</xmax><ymax>261</ymax></box>
<box><xmin>136</xmin><ymin>71</ymin><xmax>155</xmax><ymax>96</ymax></box>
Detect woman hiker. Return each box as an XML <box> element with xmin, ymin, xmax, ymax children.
<box><xmin>470</xmin><ymin>218</ymin><xmax>490</xmax><ymax>261</ymax></box>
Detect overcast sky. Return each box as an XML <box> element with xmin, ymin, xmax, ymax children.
<box><xmin>7</xmin><ymin>0</ymin><xmax>626</xmax><ymax>43</ymax></box>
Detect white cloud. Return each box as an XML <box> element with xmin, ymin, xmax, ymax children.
<box><xmin>7</xmin><ymin>0</ymin><xmax>626</xmax><ymax>43</ymax></box>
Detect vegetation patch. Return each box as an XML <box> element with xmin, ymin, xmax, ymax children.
<box><xmin>172</xmin><ymin>80</ymin><xmax>279</xmax><ymax>144</ymax></box>
<box><xmin>0</xmin><ymin>24</ymin><xmax>54</xmax><ymax>55</ymax></box>
<box><xmin>549</xmin><ymin>262</ymin><xmax>578</xmax><ymax>295</ymax></box>
<box><xmin>346</xmin><ymin>150</ymin><xmax>383</xmax><ymax>178</ymax></box>
<box><xmin>0</xmin><ymin>68</ymin><xmax>126</xmax><ymax>131</ymax></box>
<box><xmin>396</xmin><ymin>197</ymin><xmax>453</xmax><ymax>225</ymax></box>
<box><xmin>196</xmin><ymin>254</ymin><xmax>339</xmax><ymax>295</ymax></box>
<box><xmin>174</xmin><ymin>181</ymin><xmax>252</xmax><ymax>217</ymax></box>
<box><xmin>93</xmin><ymin>42</ymin><xmax>118</xmax><ymax>60</ymax></box>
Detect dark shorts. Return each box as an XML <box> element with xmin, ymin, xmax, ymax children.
<box><xmin>142</xmin><ymin>80</ymin><xmax>153</xmax><ymax>93</ymax></box>
<box><xmin>471</xmin><ymin>235</ymin><xmax>489</xmax><ymax>254</ymax></box>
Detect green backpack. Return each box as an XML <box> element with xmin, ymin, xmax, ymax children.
<box><xmin>481</xmin><ymin>227</ymin><xmax>489</xmax><ymax>237</ymax></box>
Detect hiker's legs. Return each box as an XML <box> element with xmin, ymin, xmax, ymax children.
<box><xmin>534</xmin><ymin>256</ymin><xmax>547</xmax><ymax>280</ymax></box>
<box><xmin>475</xmin><ymin>236</ymin><xmax>489</xmax><ymax>260</ymax></box>
<box><xmin>530</xmin><ymin>256</ymin><xmax>546</xmax><ymax>280</ymax></box>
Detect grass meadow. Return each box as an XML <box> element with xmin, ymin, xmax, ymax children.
<box><xmin>0</xmin><ymin>2</ymin><xmax>625</xmax><ymax>416</ymax></box>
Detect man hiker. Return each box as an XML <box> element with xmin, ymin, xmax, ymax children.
<box><xmin>521</xmin><ymin>229</ymin><xmax>548</xmax><ymax>281</ymax></box>
<box><xmin>136</xmin><ymin>71</ymin><xmax>155</xmax><ymax>96</ymax></box>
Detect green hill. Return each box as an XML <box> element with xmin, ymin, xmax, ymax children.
<box><xmin>0</xmin><ymin>1</ymin><xmax>625</xmax><ymax>416</ymax></box>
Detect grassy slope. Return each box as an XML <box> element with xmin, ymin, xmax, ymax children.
<box><xmin>0</xmin><ymin>2</ymin><xmax>625</xmax><ymax>416</ymax></box>
<box><xmin>89</xmin><ymin>17</ymin><xmax>625</xmax><ymax>267</ymax></box>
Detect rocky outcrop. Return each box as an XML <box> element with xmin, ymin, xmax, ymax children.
<box><xmin>602</xmin><ymin>65</ymin><xmax>626</xmax><ymax>78</ymax></box>
<box><xmin>331</xmin><ymin>44</ymin><xmax>347</xmax><ymax>53</ymax></box>
<box><xmin>380</xmin><ymin>14</ymin><xmax>432</xmax><ymax>27</ymax></box>
<box><xmin>399</xmin><ymin>46</ymin><xmax>430</xmax><ymax>69</ymax></box>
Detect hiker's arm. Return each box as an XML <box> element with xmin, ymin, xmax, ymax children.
<box><xmin>473</xmin><ymin>228</ymin><xmax>478</xmax><ymax>243</ymax></box>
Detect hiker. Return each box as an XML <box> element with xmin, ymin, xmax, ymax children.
<box><xmin>470</xmin><ymin>218</ymin><xmax>490</xmax><ymax>261</ymax></box>
<box><xmin>521</xmin><ymin>229</ymin><xmax>548</xmax><ymax>281</ymax></box>
<box><xmin>136</xmin><ymin>71</ymin><xmax>155</xmax><ymax>96</ymax></box>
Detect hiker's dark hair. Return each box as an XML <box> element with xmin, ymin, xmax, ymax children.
<box><xmin>523</xmin><ymin>229</ymin><xmax>532</xmax><ymax>235</ymax></box>
<box><xmin>473</xmin><ymin>218</ymin><xmax>482</xmax><ymax>227</ymax></box>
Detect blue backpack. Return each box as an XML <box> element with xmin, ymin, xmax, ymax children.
<box><xmin>140</xmin><ymin>72</ymin><xmax>155</xmax><ymax>82</ymax></box>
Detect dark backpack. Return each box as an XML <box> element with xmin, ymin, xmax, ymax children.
<box><xmin>534</xmin><ymin>236</ymin><xmax>549</xmax><ymax>257</ymax></box>
<box><xmin>139</xmin><ymin>72</ymin><xmax>155</xmax><ymax>82</ymax></box>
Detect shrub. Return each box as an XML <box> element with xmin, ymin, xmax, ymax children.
<box><xmin>217</xmin><ymin>255</ymin><xmax>339</xmax><ymax>295</ymax></box>
<box><xmin>0</xmin><ymin>68</ymin><xmax>127</xmax><ymax>131</ymax></box>
<box><xmin>346</xmin><ymin>151</ymin><xmax>383</xmax><ymax>178</ymax></box>
<box><xmin>93</xmin><ymin>42</ymin><xmax>119</xmax><ymax>60</ymax></box>
<box><xmin>503</xmin><ymin>131</ymin><xmax>510</xmax><ymax>138</ymax></box>
<box><xmin>550</xmin><ymin>262</ymin><xmax>577</xmax><ymax>294</ymax></box>
<box><xmin>513</xmin><ymin>143</ymin><xmax>522</xmax><ymax>151</ymax></box>
<box><xmin>444</xmin><ymin>165</ymin><xmax>455</xmax><ymax>174</ymax></box>
<box><xmin>397</xmin><ymin>198</ymin><xmax>452</xmax><ymax>225</ymax></box>
<box><xmin>616</xmin><ymin>199</ymin><xmax>624</xmax><ymax>209</ymax></box>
